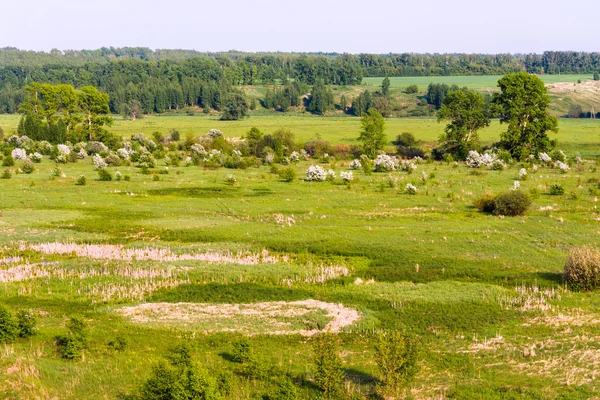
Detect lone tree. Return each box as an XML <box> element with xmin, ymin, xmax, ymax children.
<box><xmin>306</xmin><ymin>79</ymin><xmax>334</xmax><ymax>115</ymax></box>
<box><xmin>437</xmin><ymin>89</ymin><xmax>490</xmax><ymax>160</ymax></box>
<box><xmin>491</xmin><ymin>72</ymin><xmax>558</xmax><ymax>160</ymax></box>
<box><xmin>220</xmin><ymin>91</ymin><xmax>248</xmax><ymax>121</ymax></box>
<box><xmin>381</xmin><ymin>76</ymin><xmax>391</xmax><ymax>96</ymax></box>
<box><xmin>358</xmin><ymin>108</ymin><xmax>386</xmax><ymax>158</ymax></box>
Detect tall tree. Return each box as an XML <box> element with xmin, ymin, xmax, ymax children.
<box><xmin>358</xmin><ymin>108</ymin><xmax>386</xmax><ymax>158</ymax></box>
<box><xmin>220</xmin><ymin>91</ymin><xmax>248</xmax><ymax>120</ymax></box>
<box><xmin>437</xmin><ymin>89</ymin><xmax>490</xmax><ymax>159</ymax></box>
<box><xmin>491</xmin><ymin>72</ymin><xmax>558</xmax><ymax>159</ymax></box>
<box><xmin>78</xmin><ymin>86</ymin><xmax>113</xmax><ymax>140</ymax></box>
<box><xmin>381</xmin><ymin>76</ymin><xmax>390</xmax><ymax>96</ymax></box>
<box><xmin>306</xmin><ymin>79</ymin><xmax>333</xmax><ymax>115</ymax></box>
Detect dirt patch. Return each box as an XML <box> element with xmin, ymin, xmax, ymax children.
<box><xmin>115</xmin><ymin>299</ymin><xmax>360</xmax><ymax>336</ymax></box>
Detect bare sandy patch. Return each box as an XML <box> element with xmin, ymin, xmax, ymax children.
<box><xmin>115</xmin><ymin>299</ymin><xmax>360</xmax><ymax>336</ymax></box>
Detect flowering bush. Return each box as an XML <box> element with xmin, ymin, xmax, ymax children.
<box><xmin>510</xmin><ymin>181</ymin><xmax>521</xmax><ymax>191</ymax></box>
<box><xmin>400</xmin><ymin>160</ymin><xmax>417</xmax><ymax>172</ymax></box>
<box><xmin>340</xmin><ymin>171</ymin><xmax>353</xmax><ymax>182</ymax></box>
<box><xmin>183</xmin><ymin>156</ymin><xmax>192</xmax><ymax>166</ymax></box>
<box><xmin>404</xmin><ymin>183</ymin><xmax>418</xmax><ymax>195</ymax></box>
<box><xmin>491</xmin><ymin>160</ymin><xmax>506</xmax><ymax>170</ymax></box>
<box><xmin>466</xmin><ymin>150</ymin><xmax>497</xmax><ymax>168</ymax></box>
<box><xmin>30</xmin><ymin>152</ymin><xmax>43</xmax><ymax>163</ymax></box>
<box><xmin>206</xmin><ymin>129</ymin><xmax>223</xmax><ymax>138</ymax></box>
<box><xmin>132</xmin><ymin>134</ymin><xmax>156</xmax><ymax>150</ymax></box>
<box><xmin>224</xmin><ymin>174</ymin><xmax>237</xmax><ymax>185</ymax></box>
<box><xmin>77</xmin><ymin>148</ymin><xmax>87</xmax><ymax>159</ymax></box>
<box><xmin>326</xmin><ymin>169</ymin><xmax>336</xmax><ymax>180</ymax></box>
<box><xmin>538</xmin><ymin>152</ymin><xmax>552</xmax><ymax>163</ymax></box>
<box><xmin>117</xmin><ymin>148</ymin><xmax>131</xmax><ymax>159</ymax></box>
<box><xmin>138</xmin><ymin>152</ymin><xmax>156</xmax><ymax>168</ymax></box>
<box><xmin>555</xmin><ymin>161</ymin><xmax>570</xmax><ymax>173</ymax></box>
<box><xmin>374</xmin><ymin>154</ymin><xmax>397</xmax><ymax>172</ymax></box>
<box><xmin>349</xmin><ymin>159</ymin><xmax>362</xmax><ymax>170</ymax></box>
<box><xmin>55</xmin><ymin>154</ymin><xmax>67</xmax><ymax>164</ymax></box>
<box><xmin>57</xmin><ymin>144</ymin><xmax>71</xmax><ymax>156</ymax></box>
<box><xmin>115</xmin><ymin>171</ymin><xmax>123</xmax><ymax>181</ymax></box>
<box><xmin>306</xmin><ymin>165</ymin><xmax>327</xmax><ymax>181</ymax></box>
<box><xmin>518</xmin><ymin>168</ymin><xmax>527</xmax><ymax>180</ymax></box>
<box><xmin>289</xmin><ymin>151</ymin><xmax>300</xmax><ymax>162</ymax></box>
<box><xmin>92</xmin><ymin>154</ymin><xmax>108</xmax><ymax>170</ymax></box>
<box><xmin>191</xmin><ymin>144</ymin><xmax>207</xmax><ymax>157</ymax></box>
<box><xmin>86</xmin><ymin>141</ymin><xmax>109</xmax><ymax>154</ymax></box>
<box><xmin>299</xmin><ymin>149</ymin><xmax>309</xmax><ymax>161</ymax></box>
<box><xmin>11</xmin><ymin>148</ymin><xmax>26</xmax><ymax>161</ymax></box>
<box><xmin>265</xmin><ymin>153</ymin><xmax>275</xmax><ymax>164</ymax></box>
<box><xmin>37</xmin><ymin>141</ymin><xmax>54</xmax><ymax>155</ymax></box>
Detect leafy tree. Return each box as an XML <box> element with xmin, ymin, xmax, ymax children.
<box><xmin>568</xmin><ymin>104</ymin><xmax>583</xmax><ymax>118</ymax></box>
<box><xmin>350</xmin><ymin>90</ymin><xmax>372</xmax><ymax>116</ymax></box>
<box><xmin>375</xmin><ymin>331</ymin><xmax>418</xmax><ymax>397</ymax></box>
<box><xmin>491</xmin><ymin>72</ymin><xmax>558</xmax><ymax>159</ymax></box>
<box><xmin>594</xmin><ymin>72</ymin><xmax>599</xmax><ymax>81</ymax></box>
<box><xmin>426</xmin><ymin>83</ymin><xmax>450</xmax><ymax>109</ymax></box>
<box><xmin>0</xmin><ymin>305</ymin><xmax>18</xmax><ymax>343</ymax></box>
<box><xmin>358</xmin><ymin>108</ymin><xmax>386</xmax><ymax>158</ymax></box>
<box><xmin>122</xmin><ymin>100</ymin><xmax>143</xmax><ymax>120</ymax></box>
<box><xmin>437</xmin><ymin>89</ymin><xmax>490</xmax><ymax>159</ymax></box>
<box><xmin>381</xmin><ymin>76</ymin><xmax>390</xmax><ymax>96</ymax></box>
<box><xmin>78</xmin><ymin>86</ymin><xmax>113</xmax><ymax>140</ymax></box>
<box><xmin>306</xmin><ymin>79</ymin><xmax>333</xmax><ymax>115</ymax></box>
<box><xmin>220</xmin><ymin>91</ymin><xmax>248</xmax><ymax>120</ymax></box>
<box><xmin>312</xmin><ymin>334</ymin><xmax>344</xmax><ymax>398</ymax></box>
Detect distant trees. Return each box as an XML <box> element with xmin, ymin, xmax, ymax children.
<box><xmin>17</xmin><ymin>82</ymin><xmax>113</xmax><ymax>143</ymax></box>
<box><xmin>358</xmin><ymin>108</ymin><xmax>386</xmax><ymax>157</ymax></box>
<box><xmin>306</xmin><ymin>80</ymin><xmax>334</xmax><ymax>115</ymax></box>
<box><xmin>220</xmin><ymin>91</ymin><xmax>248</xmax><ymax>121</ymax></box>
<box><xmin>437</xmin><ymin>89</ymin><xmax>490</xmax><ymax>159</ymax></box>
<box><xmin>263</xmin><ymin>82</ymin><xmax>305</xmax><ymax>112</ymax></box>
<box><xmin>491</xmin><ymin>72</ymin><xmax>558</xmax><ymax>159</ymax></box>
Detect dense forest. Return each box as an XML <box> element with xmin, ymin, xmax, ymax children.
<box><xmin>1</xmin><ymin>47</ymin><xmax>599</xmax><ymax>114</ymax></box>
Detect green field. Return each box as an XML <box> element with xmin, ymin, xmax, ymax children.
<box><xmin>363</xmin><ymin>74</ymin><xmax>596</xmax><ymax>91</ymax></box>
<box><xmin>1</xmin><ymin>110</ymin><xmax>600</xmax><ymax>398</ymax></box>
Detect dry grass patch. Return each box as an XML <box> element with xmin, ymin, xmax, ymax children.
<box><xmin>115</xmin><ymin>300</ymin><xmax>360</xmax><ymax>336</ymax></box>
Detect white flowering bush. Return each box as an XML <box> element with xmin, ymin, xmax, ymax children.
<box><xmin>306</xmin><ymin>165</ymin><xmax>326</xmax><ymax>181</ymax></box>
<box><xmin>289</xmin><ymin>151</ymin><xmax>300</xmax><ymax>162</ymax></box>
<box><xmin>30</xmin><ymin>152</ymin><xmax>43</xmax><ymax>163</ymax></box>
<box><xmin>340</xmin><ymin>171</ymin><xmax>353</xmax><ymax>182</ymax></box>
<box><xmin>519</xmin><ymin>168</ymin><xmax>527</xmax><ymax>180</ymax></box>
<box><xmin>466</xmin><ymin>150</ymin><xmax>498</xmax><ymax>168</ymax></box>
<box><xmin>374</xmin><ymin>154</ymin><xmax>397</xmax><ymax>172</ymax></box>
<box><xmin>233</xmin><ymin>149</ymin><xmax>242</xmax><ymax>157</ymax></box>
<box><xmin>117</xmin><ymin>148</ymin><xmax>131</xmax><ymax>159</ymax></box>
<box><xmin>327</xmin><ymin>169</ymin><xmax>336</xmax><ymax>180</ymax></box>
<box><xmin>7</xmin><ymin>135</ymin><xmax>21</xmax><ymax>147</ymax></box>
<box><xmin>77</xmin><ymin>148</ymin><xmax>87</xmax><ymax>159</ymax></box>
<box><xmin>265</xmin><ymin>153</ymin><xmax>275</xmax><ymax>164</ymax></box>
<box><xmin>532</xmin><ymin>164</ymin><xmax>538</xmax><ymax>173</ymax></box>
<box><xmin>400</xmin><ymin>160</ymin><xmax>417</xmax><ymax>172</ymax></box>
<box><xmin>115</xmin><ymin>171</ymin><xmax>123</xmax><ymax>181</ymax></box>
<box><xmin>206</xmin><ymin>129</ymin><xmax>223</xmax><ymax>138</ymax></box>
<box><xmin>138</xmin><ymin>152</ymin><xmax>157</xmax><ymax>168</ymax></box>
<box><xmin>86</xmin><ymin>141</ymin><xmax>108</xmax><ymax>154</ymax></box>
<box><xmin>55</xmin><ymin>154</ymin><xmax>67</xmax><ymax>164</ymax></box>
<box><xmin>38</xmin><ymin>141</ymin><xmax>54</xmax><ymax>155</ymax></box>
<box><xmin>132</xmin><ymin>134</ymin><xmax>156</xmax><ymax>150</ymax></box>
<box><xmin>349</xmin><ymin>159</ymin><xmax>362</xmax><ymax>170</ymax></box>
<box><xmin>404</xmin><ymin>183</ymin><xmax>418</xmax><ymax>195</ymax></box>
<box><xmin>555</xmin><ymin>161</ymin><xmax>570</xmax><ymax>173</ymax></box>
<box><xmin>92</xmin><ymin>154</ymin><xmax>108</xmax><ymax>170</ymax></box>
<box><xmin>510</xmin><ymin>181</ymin><xmax>521</xmax><ymax>191</ymax></box>
<box><xmin>491</xmin><ymin>159</ymin><xmax>506</xmax><ymax>170</ymax></box>
<box><xmin>538</xmin><ymin>152</ymin><xmax>552</xmax><ymax>163</ymax></box>
<box><xmin>57</xmin><ymin>144</ymin><xmax>71</xmax><ymax>156</ymax></box>
<box><xmin>191</xmin><ymin>144</ymin><xmax>207</xmax><ymax>157</ymax></box>
<box><xmin>184</xmin><ymin>156</ymin><xmax>192</xmax><ymax>166</ymax></box>
<box><xmin>299</xmin><ymin>149</ymin><xmax>309</xmax><ymax>161</ymax></box>
<box><xmin>11</xmin><ymin>148</ymin><xmax>27</xmax><ymax>160</ymax></box>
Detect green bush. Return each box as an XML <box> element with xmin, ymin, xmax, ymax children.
<box><xmin>473</xmin><ymin>193</ymin><xmax>496</xmax><ymax>213</ymax></box>
<box><xmin>312</xmin><ymin>333</ymin><xmax>345</xmax><ymax>398</ymax></box>
<box><xmin>22</xmin><ymin>159</ymin><xmax>35</xmax><ymax>174</ymax></box>
<box><xmin>0</xmin><ymin>305</ymin><xmax>18</xmax><ymax>343</ymax></box>
<box><xmin>17</xmin><ymin>310</ymin><xmax>37</xmax><ymax>338</ymax></box>
<box><xmin>231</xmin><ymin>338</ymin><xmax>252</xmax><ymax>363</ymax></box>
<box><xmin>564</xmin><ymin>245</ymin><xmax>600</xmax><ymax>290</ymax></box>
<box><xmin>55</xmin><ymin>317</ymin><xmax>87</xmax><ymax>360</ymax></box>
<box><xmin>278</xmin><ymin>167</ymin><xmax>297</xmax><ymax>182</ymax></box>
<box><xmin>1</xmin><ymin>169</ymin><xmax>11</xmax><ymax>179</ymax></box>
<box><xmin>265</xmin><ymin>376</ymin><xmax>299</xmax><ymax>400</ymax></box>
<box><xmin>375</xmin><ymin>331</ymin><xmax>418</xmax><ymax>398</ymax></box>
<box><xmin>75</xmin><ymin>175</ymin><xmax>86</xmax><ymax>186</ymax></box>
<box><xmin>493</xmin><ymin>190</ymin><xmax>531</xmax><ymax>216</ymax></box>
<box><xmin>2</xmin><ymin>155</ymin><xmax>14</xmax><ymax>167</ymax></box>
<box><xmin>404</xmin><ymin>84</ymin><xmax>419</xmax><ymax>94</ymax></box>
<box><xmin>549</xmin><ymin>183</ymin><xmax>565</xmax><ymax>195</ymax></box>
<box><xmin>98</xmin><ymin>169</ymin><xmax>112</xmax><ymax>181</ymax></box>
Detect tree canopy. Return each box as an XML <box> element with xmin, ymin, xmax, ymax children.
<box><xmin>358</xmin><ymin>108</ymin><xmax>386</xmax><ymax>158</ymax></box>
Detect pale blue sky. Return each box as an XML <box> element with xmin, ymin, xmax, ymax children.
<box><xmin>2</xmin><ymin>0</ymin><xmax>597</xmax><ymax>53</ymax></box>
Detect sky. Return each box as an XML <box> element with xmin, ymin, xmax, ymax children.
<box><xmin>1</xmin><ymin>0</ymin><xmax>598</xmax><ymax>54</ymax></box>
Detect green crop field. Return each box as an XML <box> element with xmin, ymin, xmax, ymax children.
<box><xmin>363</xmin><ymin>74</ymin><xmax>596</xmax><ymax>91</ymax></box>
<box><xmin>1</xmin><ymin>109</ymin><xmax>600</xmax><ymax>398</ymax></box>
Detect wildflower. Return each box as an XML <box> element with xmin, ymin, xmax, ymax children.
<box><xmin>306</xmin><ymin>165</ymin><xmax>326</xmax><ymax>181</ymax></box>
<box><xmin>183</xmin><ymin>156</ymin><xmax>192</xmax><ymax>166</ymax></box>
<box><xmin>532</xmin><ymin>164</ymin><xmax>538</xmax><ymax>172</ymax></box>
<box><xmin>510</xmin><ymin>181</ymin><xmax>521</xmax><ymax>190</ymax></box>
<box><xmin>519</xmin><ymin>168</ymin><xmax>527</xmax><ymax>180</ymax></box>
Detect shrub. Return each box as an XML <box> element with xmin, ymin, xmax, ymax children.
<box><xmin>404</xmin><ymin>183</ymin><xmax>418</xmax><ymax>195</ymax></box>
<box><xmin>564</xmin><ymin>245</ymin><xmax>600</xmax><ymax>290</ymax></box>
<box><xmin>1</xmin><ymin>169</ymin><xmax>11</xmax><ymax>179</ymax></box>
<box><xmin>398</xmin><ymin>146</ymin><xmax>425</xmax><ymax>159</ymax></box>
<box><xmin>152</xmin><ymin>174</ymin><xmax>160</xmax><ymax>182</ymax></box>
<box><xmin>404</xmin><ymin>84</ymin><xmax>419</xmax><ymax>94</ymax></box>
<box><xmin>22</xmin><ymin>159</ymin><xmax>35</xmax><ymax>174</ymax></box>
<box><xmin>0</xmin><ymin>305</ymin><xmax>18</xmax><ymax>343</ymax></box>
<box><xmin>224</xmin><ymin>174</ymin><xmax>237</xmax><ymax>185</ymax></box>
<box><xmin>306</xmin><ymin>165</ymin><xmax>326</xmax><ymax>181</ymax></box>
<box><xmin>17</xmin><ymin>310</ymin><xmax>37</xmax><ymax>338</ymax></box>
<box><xmin>312</xmin><ymin>333</ymin><xmax>345</xmax><ymax>398</ymax></box>
<box><xmin>75</xmin><ymin>175</ymin><xmax>86</xmax><ymax>186</ymax></box>
<box><xmin>473</xmin><ymin>193</ymin><xmax>496</xmax><ymax>212</ymax></box>
<box><xmin>107</xmin><ymin>335</ymin><xmax>128</xmax><ymax>351</ymax></box>
<box><xmin>98</xmin><ymin>169</ymin><xmax>113</xmax><ymax>181</ymax></box>
<box><xmin>278</xmin><ymin>167</ymin><xmax>297</xmax><ymax>182</ymax></box>
<box><xmin>56</xmin><ymin>316</ymin><xmax>87</xmax><ymax>360</ymax></box>
<box><xmin>549</xmin><ymin>183</ymin><xmax>565</xmax><ymax>195</ymax></box>
<box><xmin>231</xmin><ymin>338</ymin><xmax>252</xmax><ymax>364</ymax></box>
<box><xmin>2</xmin><ymin>155</ymin><xmax>14</xmax><ymax>167</ymax></box>
<box><xmin>493</xmin><ymin>190</ymin><xmax>531</xmax><ymax>216</ymax></box>
<box><xmin>375</xmin><ymin>331</ymin><xmax>418</xmax><ymax>397</ymax></box>
<box><xmin>265</xmin><ymin>376</ymin><xmax>299</xmax><ymax>400</ymax></box>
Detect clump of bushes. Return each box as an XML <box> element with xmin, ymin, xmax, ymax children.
<box><xmin>549</xmin><ymin>183</ymin><xmax>565</xmax><ymax>195</ymax></box>
<box><xmin>55</xmin><ymin>316</ymin><xmax>87</xmax><ymax>360</ymax></box>
<box><xmin>278</xmin><ymin>167</ymin><xmax>296</xmax><ymax>182</ymax></box>
<box><xmin>564</xmin><ymin>245</ymin><xmax>600</xmax><ymax>290</ymax></box>
<box><xmin>0</xmin><ymin>306</ymin><xmax>37</xmax><ymax>343</ymax></box>
<box><xmin>473</xmin><ymin>191</ymin><xmax>532</xmax><ymax>216</ymax></box>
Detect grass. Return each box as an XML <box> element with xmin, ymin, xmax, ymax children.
<box><xmin>1</xmin><ymin>144</ymin><xmax>600</xmax><ymax>398</ymax></box>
